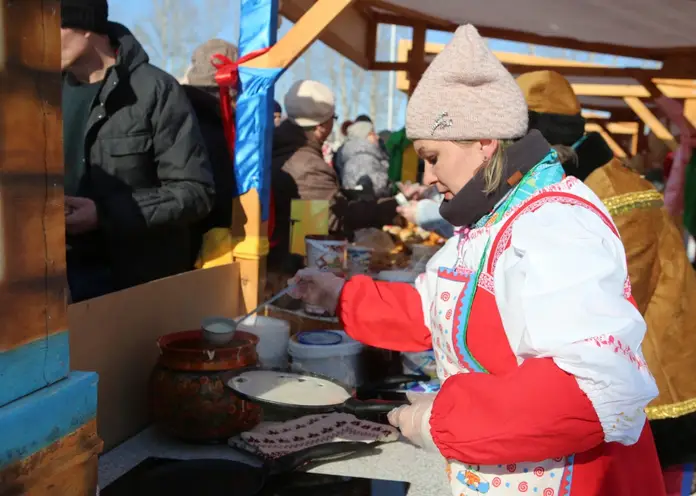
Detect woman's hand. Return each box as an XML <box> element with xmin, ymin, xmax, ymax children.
<box><xmin>397</xmin><ymin>182</ymin><xmax>429</xmax><ymax>201</ymax></box>
<box><xmin>288</xmin><ymin>268</ymin><xmax>345</xmax><ymax>314</ymax></box>
<box><xmin>396</xmin><ymin>200</ymin><xmax>419</xmax><ymax>224</ymax></box>
<box><xmin>387</xmin><ymin>394</ymin><xmax>438</xmax><ymax>452</ymax></box>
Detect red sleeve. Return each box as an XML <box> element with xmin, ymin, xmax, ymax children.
<box><xmin>430</xmin><ymin>357</ymin><xmax>604</xmax><ymax>464</ymax></box>
<box><xmin>337</xmin><ymin>275</ymin><xmax>432</xmax><ymax>352</ymax></box>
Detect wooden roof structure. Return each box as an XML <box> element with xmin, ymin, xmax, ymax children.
<box><xmin>277</xmin><ymin>0</ymin><xmax>696</xmax><ymax>77</ymax></box>
<box><xmin>392</xmin><ymin>40</ymin><xmax>696</xmax><ymax>157</ymax></box>
<box><xmin>256</xmin><ymin>0</ymin><xmax>696</xmax><ymax>158</ymax></box>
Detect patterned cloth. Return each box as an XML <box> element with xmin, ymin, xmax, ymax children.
<box><xmin>230</xmin><ymin>413</ymin><xmax>399</xmax><ymax>459</ymax></box>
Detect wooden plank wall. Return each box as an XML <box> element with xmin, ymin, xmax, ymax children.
<box><xmin>0</xmin><ymin>0</ymin><xmax>68</xmax><ymax>406</ymax></box>
<box><xmin>0</xmin><ymin>3</ymin><xmax>102</xmax><ymax>494</ymax></box>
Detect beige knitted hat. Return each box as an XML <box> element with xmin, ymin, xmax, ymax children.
<box><xmin>284</xmin><ymin>80</ymin><xmax>336</xmax><ymax>127</ymax></box>
<box><xmin>406</xmin><ymin>25</ymin><xmax>528</xmax><ymax>141</ymax></box>
<box><xmin>186</xmin><ymin>38</ymin><xmax>238</xmax><ymax>87</ymax></box>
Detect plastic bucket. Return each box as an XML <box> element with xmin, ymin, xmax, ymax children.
<box><xmin>235</xmin><ymin>316</ymin><xmax>291</xmax><ymax>369</ymax></box>
<box><xmin>305</xmin><ymin>235</ymin><xmax>347</xmax><ymax>273</ymax></box>
<box><xmin>346</xmin><ymin>245</ymin><xmax>373</xmax><ymax>275</ymax></box>
<box><xmin>288</xmin><ymin>331</ymin><xmax>364</xmax><ymax>387</ymax></box>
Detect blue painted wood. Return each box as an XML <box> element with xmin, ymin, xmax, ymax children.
<box><xmin>234</xmin><ymin>0</ymin><xmax>281</xmax><ymax>221</ymax></box>
<box><xmin>0</xmin><ymin>331</ymin><xmax>70</xmax><ymax>408</ymax></box>
<box><xmin>0</xmin><ymin>371</ymin><xmax>98</xmax><ymax>467</ymax></box>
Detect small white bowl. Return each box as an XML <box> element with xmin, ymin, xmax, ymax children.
<box><xmin>201</xmin><ymin>316</ymin><xmax>236</xmax><ymax>345</ymax></box>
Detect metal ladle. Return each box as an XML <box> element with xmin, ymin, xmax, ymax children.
<box><xmin>202</xmin><ymin>284</ymin><xmax>297</xmax><ymax>345</ymax></box>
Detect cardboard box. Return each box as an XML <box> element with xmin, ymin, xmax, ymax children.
<box><xmin>289</xmin><ymin>200</ymin><xmax>329</xmax><ymax>255</ymax></box>
<box><xmin>68</xmin><ymin>264</ymin><xmax>242</xmax><ymax>451</ymax></box>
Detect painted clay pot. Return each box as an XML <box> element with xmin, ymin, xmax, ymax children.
<box><xmin>149</xmin><ymin>330</ymin><xmax>262</xmax><ymax>442</ymax></box>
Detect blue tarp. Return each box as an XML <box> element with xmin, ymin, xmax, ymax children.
<box><xmin>234</xmin><ymin>0</ymin><xmax>283</xmax><ymax>221</ymax></box>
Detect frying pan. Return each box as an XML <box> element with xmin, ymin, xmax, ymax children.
<box><xmin>224</xmin><ymin>369</ymin><xmax>428</xmax><ymax>419</ymax></box>
<box><xmin>131</xmin><ymin>441</ymin><xmax>376</xmax><ymax>496</ymax></box>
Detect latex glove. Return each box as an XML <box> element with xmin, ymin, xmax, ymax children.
<box><xmin>288</xmin><ymin>268</ymin><xmax>345</xmax><ymax>314</ymax></box>
<box><xmin>397</xmin><ymin>182</ymin><xmax>429</xmax><ymax>201</ymax></box>
<box><xmin>387</xmin><ymin>396</ymin><xmax>438</xmax><ymax>452</ymax></box>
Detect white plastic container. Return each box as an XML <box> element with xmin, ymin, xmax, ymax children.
<box><xmin>288</xmin><ymin>331</ymin><xmax>364</xmax><ymax>387</ymax></box>
<box><xmin>236</xmin><ymin>316</ymin><xmax>291</xmax><ymax>369</ymax></box>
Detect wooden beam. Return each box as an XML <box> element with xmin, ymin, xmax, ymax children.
<box><xmin>585</xmin><ymin>123</ymin><xmax>628</xmax><ymax>158</ymax></box>
<box><xmin>506</xmin><ymin>63</ymin><xmax>696</xmax><ymax>80</ymax></box>
<box><xmin>246</xmin><ymin>0</ymin><xmax>356</xmax><ymax>69</ymax></box>
<box><xmin>280</xmin><ymin>0</ymin><xmax>370</xmax><ymax>68</ymax></box>
<box><xmin>407</xmin><ymin>23</ymin><xmax>426</xmax><ymax>96</ymax></box>
<box><xmin>630</xmin><ymin>129</ymin><xmax>639</xmax><ymax>156</ymax></box>
<box><xmin>572</xmin><ymin>83</ymin><xmax>696</xmax><ymax>99</ymax></box>
<box><xmin>623</xmin><ymin>97</ymin><xmax>678</xmax><ymax>151</ymax></box>
<box><xmin>393</xmin><ymin>39</ymin><xmax>696</xmax><ymax>82</ymax></box>
<box><xmin>637</xmin><ymin>121</ymin><xmax>648</xmax><ymax>155</ymax></box>
<box><xmin>365</xmin><ymin>16</ymin><xmax>377</xmax><ymax>67</ymax></box>
<box><xmin>364</xmin><ymin>2</ymin><xmax>691</xmax><ymax>61</ymax></box>
<box><xmin>365</xmin><ymin>1</ymin><xmax>455</xmax><ymax>31</ymax></box>
<box><xmin>475</xmin><ymin>25</ymin><xmax>694</xmax><ymax>61</ymax></box>
<box><xmin>582</xmin><ymin>110</ymin><xmax>610</xmax><ymax>120</ymax></box>
<box><xmin>685</xmin><ymin>99</ymin><xmax>696</xmax><ymax>129</ymax></box>
<box><xmin>390</xmin><ymin>39</ymin><xmax>696</xmax><ymax>100</ymax></box>
<box><xmin>581</xmin><ymin>106</ymin><xmax>640</xmax><ymax>121</ymax></box>
<box><xmin>606</xmin><ymin>122</ymin><xmax>640</xmax><ymax>135</ymax></box>
<box><xmin>372</xmin><ymin>61</ymin><xmax>408</xmax><ymax>71</ymax></box>
<box><xmin>0</xmin><ymin>0</ymin><xmax>5</xmax><ymax>71</ymax></box>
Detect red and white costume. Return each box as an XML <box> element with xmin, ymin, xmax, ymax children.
<box><xmin>338</xmin><ymin>175</ymin><xmax>665</xmax><ymax>495</ymax></box>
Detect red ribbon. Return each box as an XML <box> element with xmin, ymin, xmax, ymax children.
<box><xmin>211</xmin><ymin>47</ymin><xmax>277</xmax><ymax>245</ymax></box>
<box><xmin>211</xmin><ymin>47</ymin><xmax>271</xmax><ymax>157</ymax></box>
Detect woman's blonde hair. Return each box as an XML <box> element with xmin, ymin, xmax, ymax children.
<box><xmin>457</xmin><ymin>140</ymin><xmax>514</xmax><ymax>194</ymax></box>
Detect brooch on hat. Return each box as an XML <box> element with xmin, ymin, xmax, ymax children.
<box><xmin>431</xmin><ymin>111</ymin><xmax>453</xmax><ymax>136</ymax></box>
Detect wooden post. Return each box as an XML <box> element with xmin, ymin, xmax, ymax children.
<box><xmin>623</xmin><ymin>97</ymin><xmax>678</xmax><ymax>151</ymax></box>
<box><xmin>684</xmin><ymin>99</ymin><xmax>696</xmax><ymax>129</ymax></box>
<box><xmin>585</xmin><ymin>122</ymin><xmax>628</xmax><ymax>158</ymax></box>
<box><xmin>0</xmin><ymin>0</ymin><xmax>100</xmax><ymax>493</ymax></box>
<box><xmin>235</xmin><ymin>0</ymin><xmax>355</xmax><ymax>311</ymax></box>
<box><xmin>630</xmin><ymin>130</ymin><xmax>639</xmax><ymax>157</ymax></box>
<box><xmin>0</xmin><ymin>0</ymin><xmax>67</xmax><ymax>406</ymax></box>
<box><xmin>406</xmin><ymin>23</ymin><xmax>426</xmax><ymax>96</ymax></box>
<box><xmin>637</xmin><ymin>121</ymin><xmax>648</xmax><ymax>155</ymax></box>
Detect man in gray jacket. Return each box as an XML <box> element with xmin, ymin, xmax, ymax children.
<box><xmin>61</xmin><ymin>0</ymin><xmax>214</xmax><ymax>301</ymax></box>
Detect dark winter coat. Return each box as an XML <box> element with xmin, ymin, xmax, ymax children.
<box><xmin>335</xmin><ymin>137</ymin><xmax>390</xmax><ymax>199</ymax></box>
<box><xmin>269</xmin><ymin>120</ymin><xmax>398</xmax><ymax>272</ymax></box>
<box><xmin>66</xmin><ymin>22</ymin><xmax>215</xmax><ymax>290</ymax></box>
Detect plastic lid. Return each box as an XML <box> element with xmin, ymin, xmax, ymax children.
<box><xmin>297</xmin><ymin>331</ymin><xmax>342</xmax><ymax>345</ymax></box>
<box><xmin>288</xmin><ymin>331</ymin><xmax>363</xmax><ymax>359</ymax></box>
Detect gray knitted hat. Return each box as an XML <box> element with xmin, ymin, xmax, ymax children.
<box><xmin>406</xmin><ymin>25</ymin><xmax>528</xmax><ymax>141</ymax></box>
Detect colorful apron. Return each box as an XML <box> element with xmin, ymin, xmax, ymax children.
<box><xmin>431</xmin><ymin>156</ymin><xmax>574</xmax><ymax>496</ymax></box>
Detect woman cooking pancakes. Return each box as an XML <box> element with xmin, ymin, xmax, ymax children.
<box><xmin>291</xmin><ymin>25</ymin><xmax>664</xmax><ymax>495</ymax></box>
